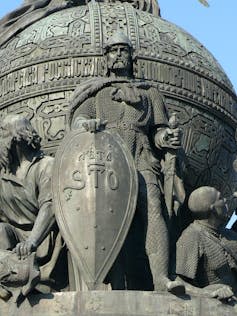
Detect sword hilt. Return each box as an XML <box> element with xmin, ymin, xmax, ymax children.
<box><xmin>168</xmin><ymin>112</ymin><xmax>179</xmax><ymax>130</ymax></box>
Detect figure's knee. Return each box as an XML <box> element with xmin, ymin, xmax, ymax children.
<box><xmin>0</xmin><ymin>223</ymin><xmax>11</xmax><ymax>235</ymax></box>
<box><xmin>0</xmin><ymin>223</ymin><xmax>19</xmax><ymax>250</ymax></box>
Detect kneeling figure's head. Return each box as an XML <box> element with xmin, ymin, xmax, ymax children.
<box><xmin>188</xmin><ymin>186</ymin><xmax>228</xmax><ymax>222</ymax></box>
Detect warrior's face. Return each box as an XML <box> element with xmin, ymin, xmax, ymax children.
<box><xmin>0</xmin><ymin>115</ymin><xmax>41</xmax><ymax>172</ymax></box>
<box><xmin>212</xmin><ymin>191</ymin><xmax>229</xmax><ymax>222</ymax></box>
<box><xmin>107</xmin><ymin>44</ymin><xmax>132</xmax><ymax>75</ymax></box>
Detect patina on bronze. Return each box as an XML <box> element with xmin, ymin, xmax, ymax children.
<box><xmin>0</xmin><ymin>0</ymin><xmax>235</xmax><ymax>202</ymax></box>
<box><xmin>0</xmin><ymin>250</ymin><xmax>40</xmax><ymax>302</ymax></box>
<box><xmin>53</xmin><ymin>128</ymin><xmax>138</xmax><ymax>289</ymax></box>
<box><xmin>176</xmin><ymin>186</ymin><xmax>237</xmax><ymax>302</ymax></box>
<box><xmin>0</xmin><ymin>0</ymin><xmax>236</xmax><ymax>314</ymax></box>
<box><xmin>0</xmin><ymin>0</ymin><xmax>159</xmax><ymax>48</ymax></box>
<box><xmin>68</xmin><ymin>32</ymin><xmax>184</xmax><ymax>292</ymax></box>
<box><xmin>0</xmin><ymin>115</ymin><xmax>65</xmax><ymax>300</ymax></box>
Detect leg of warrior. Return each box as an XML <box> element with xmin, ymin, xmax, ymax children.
<box><xmin>123</xmin><ymin>172</ymin><xmax>153</xmax><ymax>291</ymax></box>
<box><xmin>144</xmin><ymin>179</ymin><xmax>170</xmax><ymax>291</ymax></box>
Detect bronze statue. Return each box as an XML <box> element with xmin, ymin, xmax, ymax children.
<box><xmin>0</xmin><ymin>1</ymin><xmax>77</xmax><ymax>47</ymax></box>
<box><xmin>0</xmin><ymin>0</ymin><xmax>236</xmax><ymax>313</ymax></box>
<box><xmin>0</xmin><ymin>250</ymin><xmax>40</xmax><ymax>302</ymax></box>
<box><xmin>0</xmin><ymin>115</ymin><xmax>65</xmax><ymax>300</ymax></box>
<box><xmin>68</xmin><ymin>32</ymin><xmax>183</xmax><ymax>292</ymax></box>
<box><xmin>0</xmin><ymin>0</ymin><xmax>160</xmax><ymax>48</ymax></box>
<box><xmin>176</xmin><ymin>186</ymin><xmax>237</xmax><ymax>301</ymax></box>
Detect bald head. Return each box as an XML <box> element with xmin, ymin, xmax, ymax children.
<box><xmin>188</xmin><ymin>186</ymin><xmax>219</xmax><ymax>219</ymax></box>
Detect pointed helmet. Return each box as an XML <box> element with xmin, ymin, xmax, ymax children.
<box><xmin>105</xmin><ymin>32</ymin><xmax>132</xmax><ymax>50</ymax></box>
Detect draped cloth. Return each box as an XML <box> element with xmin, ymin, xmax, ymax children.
<box><xmin>0</xmin><ymin>154</ymin><xmax>66</xmax><ymax>291</ymax></box>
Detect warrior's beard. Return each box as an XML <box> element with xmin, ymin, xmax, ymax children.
<box><xmin>108</xmin><ymin>57</ymin><xmax>132</xmax><ymax>73</ymax></box>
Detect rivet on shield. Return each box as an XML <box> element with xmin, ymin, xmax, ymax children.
<box><xmin>101</xmin><ymin>246</ymin><xmax>106</xmax><ymax>251</ymax></box>
<box><xmin>109</xmin><ymin>208</ymin><xmax>114</xmax><ymax>213</ymax></box>
<box><xmin>76</xmin><ymin>207</ymin><xmax>80</xmax><ymax>211</ymax></box>
<box><xmin>85</xmin><ymin>246</ymin><xmax>89</xmax><ymax>250</ymax></box>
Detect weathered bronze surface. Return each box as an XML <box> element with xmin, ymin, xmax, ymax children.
<box><xmin>53</xmin><ymin>128</ymin><xmax>138</xmax><ymax>289</ymax></box>
<box><xmin>0</xmin><ymin>1</ymin><xmax>236</xmax><ymax>196</ymax></box>
<box><xmin>176</xmin><ymin>186</ymin><xmax>237</xmax><ymax>301</ymax></box>
<box><xmin>0</xmin><ymin>250</ymin><xmax>40</xmax><ymax>301</ymax></box>
<box><xmin>0</xmin><ymin>291</ymin><xmax>236</xmax><ymax>316</ymax></box>
<box><xmin>0</xmin><ymin>0</ymin><xmax>237</xmax><ymax>314</ymax></box>
<box><xmin>0</xmin><ymin>115</ymin><xmax>66</xmax><ymax>301</ymax></box>
<box><xmin>65</xmin><ymin>31</ymin><xmax>185</xmax><ymax>293</ymax></box>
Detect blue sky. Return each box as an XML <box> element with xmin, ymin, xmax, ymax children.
<box><xmin>159</xmin><ymin>0</ymin><xmax>237</xmax><ymax>93</ymax></box>
<box><xmin>0</xmin><ymin>0</ymin><xmax>236</xmax><ymax>92</ymax></box>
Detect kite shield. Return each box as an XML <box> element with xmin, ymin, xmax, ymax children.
<box><xmin>52</xmin><ymin>129</ymin><xmax>138</xmax><ymax>289</ymax></box>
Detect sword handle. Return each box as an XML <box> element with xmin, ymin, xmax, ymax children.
<box><xmin>168</xmin><ymin>112</ymin><xmax>179</xmax><ymax>130</ymax></box>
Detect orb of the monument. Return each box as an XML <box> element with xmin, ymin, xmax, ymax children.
<box><xmin>0</xmin><ymin>2</ymin><xmax>236</xmax><ymax>194</ymax></box>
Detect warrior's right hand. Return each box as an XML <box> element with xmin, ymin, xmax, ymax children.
<box><xmin>82</xmin><ymin>119</ymin><xmax>102</xmax><ymax>132</ymax></box>
<box><xmin>155</xmin><ymin>127</ymin><xmax>181</xmax><ymax>150</ymax></box>
<box><xmin>13</xmin><ymin>239</ymin><xmax>37</xmax><ymax>260</ymax></box>
<box><xmin>211</xmin><ymin>285</ymin><xmax>234</xmax><ymax>301</ymax></box>
<box><xmin>73</xmin><ymin>118</ymin><xmax>106</xmax><ymax>132</ymax></box>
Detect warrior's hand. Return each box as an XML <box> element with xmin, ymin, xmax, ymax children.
<box><xmin>82</xmin><ymin>119</ymin><xmax>102</xmax><ymax>132</ymax></box>
<box><xmin>155</xmin><ymin>127</ymin><xmax>182</xmax><ymax>149</ymax></box>
<box><xmin>211</xmin><ymin>285</ymin><xmax>234</xmax><ymax>301</ymax></box>
<box><xmin>13</xmin><ymin>239</ymin><xmax>37</xmax><ymax>259</ymax></box>
<box><xmin>73</xmin><ymin>118</ymin><xmax>107</xmax><ymax>132</ymax></box>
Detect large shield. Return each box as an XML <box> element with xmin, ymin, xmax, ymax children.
<box><xmin>52</xmin><ymin>129</ymin><xmax>138</xmax><ymax>289</ymax></box>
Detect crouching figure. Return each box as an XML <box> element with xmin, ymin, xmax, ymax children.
<box><xmin>176</xmin><ymin>186</ymin><xmax>237</xmax><ymax>302</ymax></box>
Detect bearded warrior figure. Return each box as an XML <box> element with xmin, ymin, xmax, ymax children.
<box><xmin>66</xmin><ymin>32</ymin><xmax>183</xmax><ymax>292</ymax></box>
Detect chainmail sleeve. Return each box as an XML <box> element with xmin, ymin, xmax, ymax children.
<box><xmin>148</xmin><ymin>86</ymin><xmax>169</xmax><ymax>128</ymax></box>
<box><xmin>176</xmin><ymin>224</ymin><xmax>203</xmax><ymax>281</ymax></box>
<box><xmin>71</xmin><ymin>96</ymin><xmax>96</xmax><ymax>126</ymax></box>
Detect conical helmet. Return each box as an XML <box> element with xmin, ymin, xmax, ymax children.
<box><xmin>105</xmin><ymin>32</ymin><xmax>132</xmax><ymax>50</ymax></box>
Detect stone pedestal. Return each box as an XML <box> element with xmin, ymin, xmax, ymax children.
<box><xmin>0</xmin><ymin>291</ymin><xmax>236</xmax><ymax>316</ymax></box>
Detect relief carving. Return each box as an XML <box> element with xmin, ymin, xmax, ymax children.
<box><xmin>0</xmin><ymin>2</ymin><xmax>236</xmax><ymax>313</ymax></box>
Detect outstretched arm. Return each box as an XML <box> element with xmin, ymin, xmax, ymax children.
<box><xmin>148</xmin><ymin>87</ymin><xmax>181</xmax><ymax>150</ymax></box>
<box><xmin>14</xmin><ymin>157</ymin><xmax>55</xmax><ymax>259</ymax></box>
<box><xmin>176</xmin><ymin>276</ymin><xmax>234</xmax><ymax>301</ymax></box>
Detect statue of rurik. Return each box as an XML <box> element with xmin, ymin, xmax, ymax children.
<box><xmin>57</xmin><ymin>32</ymin><xmax>184</xmax><ymax>292</ymax></box>
<box><xmin>0</xmin><ymin>2</ymin><xmax>237</xmax><ymax>313</ymax></box>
